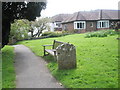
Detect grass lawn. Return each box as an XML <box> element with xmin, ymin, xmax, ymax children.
<box><xmin>2</xmin><ymin>45</ymin><xmax>16</xmax><ymax>88</ymax></box>
<box><xmin>16</xmin><ymin>32</ymin><xmax>118</xmax><ymax>88</ymax></box>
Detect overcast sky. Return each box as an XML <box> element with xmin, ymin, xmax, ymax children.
<box><xmin>41</xmin><ymin>0</ymin><xmax>120</xmax><ymax>17</ymax></box>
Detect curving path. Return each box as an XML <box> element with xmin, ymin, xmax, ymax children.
<box><xmin>13</xmin><ymin>45</ymin><xmax>65</xmax><ymax>88</ymax></box>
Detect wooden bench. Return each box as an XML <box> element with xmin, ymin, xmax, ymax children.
<box><xmin>42</xmin><ymin>40</ymin><xmax>69</xmax><ymax>59</ymax></box>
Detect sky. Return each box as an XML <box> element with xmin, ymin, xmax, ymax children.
<box><xmin>41</xmin><ymin>0</ymin><xmax>120</xmax><ymax>17</ymax></box>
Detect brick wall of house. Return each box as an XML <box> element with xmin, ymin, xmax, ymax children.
<box><xmin>67</xmin><ymin>22</ymin><xmax>74</xmax><ymax>32</ymax></box>
<box><xmin>62</xmin><ymin>21</ymin><xmax>98</xmax><ymax>33</ymax></box>
<box><xmin>77</xmin><ymin>29</ymin><xmax>86</xmax><ymax>33</ymax></box>
<box><xmin>62</xmin><ymin>22</ymin><xmax>74</xmax><ymax>32</ymax></box>
<box><xmin>86</xmin><ymin>21</ymin><xmax>97</xmax><ymax>32</ymax></box>
<box><xmin>97</xmin><ymin>28</ymin><xmax>110</xmax><ymax>30</ymax></box>
<box><xmin>62</xmin><ymin>20</ymin><xmax>120</xmax><ymax>33</ymax></box>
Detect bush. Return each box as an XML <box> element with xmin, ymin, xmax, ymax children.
<box><xmin>48</xmin><ymin>33</ymin><xmax>63</xmax><ymax>37</ymax></box>
<box><xmin>85</xmin><ymin>29</ymin><xmax>119</xmax><ymax>38</ymax></box>
<box><xmin>42</xmin><ymin>31</ymin><xmax>71</xmax><ymax>38</ymax></box>
<box><xmin>42</xmin><ymin>32</ymin><xmax>53</xmax><ymax>36</ymax></box>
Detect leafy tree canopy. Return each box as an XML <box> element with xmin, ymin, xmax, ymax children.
<box><xmin>10</xmin><ymin>19</ymin><xmax>31</xmax><ymax>41</ymax></box>
<box><xmin>30</xmin><ymin>17</ymin><xmax>50</xmax><ymax>37</ymax></box>
<box><xmin>2</xmin><ymin>1</ymin><xmax>46</xmax><ymax>47</ymax></box>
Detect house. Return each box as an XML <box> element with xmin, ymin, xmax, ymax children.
<box><xmin>50</xmin><ymin>9</ymin><xmax>120</xmax><ymax>33</ymax></box>
<box><xmin>50</xmin><ymin>14</ymin><xmax>72</xmax><ymax>31</ymax></box>
<box><xmin>62</xmin><ymin>9</ymin><xmax>120</xmax><ymax>33</ymax></box>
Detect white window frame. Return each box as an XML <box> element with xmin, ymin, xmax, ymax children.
<box><xmin>97</xmin><ymin>20</ymin><xmax>109</xmax><ymax>28</ymax></box>
<box><xmin>54</xmin><ymin>21</ymin><xmax>61</xmax><ymax>28</ymax></box>
<box><xmin>74</xmin><ymin>21</ymin><xmax>86</xmax><ymax>29</ymax></box>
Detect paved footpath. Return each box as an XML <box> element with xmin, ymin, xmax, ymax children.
<box><xmin>13</xmin><ymin>45</ymin><xmax>65</xmax><ymax>88</ymax></box>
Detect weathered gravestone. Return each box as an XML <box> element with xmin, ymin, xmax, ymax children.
<box><xmin>56</xmin><ymin>43</ymin><xmax>76</xmax><ymax>70</ymax></box>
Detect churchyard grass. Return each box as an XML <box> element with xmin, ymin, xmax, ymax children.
<box><xmin>17</xmin><ymin>30</ymin><xmax>118</xmax><ymax>88</ymax></box>
<box><xmin>2</xmin><ymin>45</ymin><xmax>16</xmax><ymax>88</ymax></box>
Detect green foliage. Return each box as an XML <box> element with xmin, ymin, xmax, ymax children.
<box><xmin>17</xmin><ymin>32</ymin><xmax>118</xmax><ymax>88</ymax></box>
<box><xmin>31</xmin><ymin>17</ymin><xmax>51</xmax><ymax>37</ymax></box>
<box><xmin>10</xmin><ymin>19</ymin><xmax>31</xmax><ymax>41</ymax></box>
<box><xmin>42</xmin><ymin>31</ymin><xmax>71</xmax><ymax>38</ymax></box>
<box><xmin>2</xmin><ymin>2</ymin><xmax>46</xmax><ymax>47</ymax></box>
<box><xmin>2</xmin><ymin>46</ymin><xmax>16</xmax><ymax>88</ymax></box>
<box><xmin>85</xmin><ymin>29</ymin><xmax>119</xmax><ymax>38</ymax></box>
<box><xmin>73</xmin><ymin>29</ymin><xmax>79</xmax><ymax>33</ymax></box>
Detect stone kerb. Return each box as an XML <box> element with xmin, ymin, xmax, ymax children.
<box><xmin>56</xmin><ymin>43</ymin><xmax>76</xmax><ymax>70</ymax></box>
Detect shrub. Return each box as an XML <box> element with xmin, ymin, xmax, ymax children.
<box><xmin>97</xmin><ymin>33</ymin><xmax>107</xmax><ymax>37</ymax></box>
<box><xmin>74</xmin><ymin>29</ymin><xmax>79</xmax><ymax>33</ymax></box>
<box><xmin>48</xmin><ymin>33</ymin><xmax>63</xmax><ymax>37</ymax></box>
<box><xmin>10</xmin><ymin>19</ymin><xmax>30</xmax><ymax>41</ymax></box>
<box><xmin>41</xmin><ymin>32</ymin><xmax>53</xmax><ymax>36</ymax></box>
<box><xmin>42</xmin><ymin>31</ymin><xmax>71</xmax><ymax>38</ymax></box>
<box><xmin>85</xmin><ymin>29</ymin><xmax>119</xmax><ymax>38</ymax></box>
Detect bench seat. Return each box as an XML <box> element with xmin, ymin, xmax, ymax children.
<box><xmin>45</xmin><ymin>49</ymin><xmax>56</xmax><ymax>56</ymax></box>
<box><xmin>42</xmin><ymin>40</ymin><xmax>69</xmax><ymax>60</ymax></box>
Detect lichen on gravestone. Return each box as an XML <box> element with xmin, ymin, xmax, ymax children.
<box><xmin>56</xmin><ymin>43</ymin><xmax>76</xmax><ymax>70</ymax></box>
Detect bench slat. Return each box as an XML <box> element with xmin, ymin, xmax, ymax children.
<box><xmin>45</xmin><ymin>49</ymin><xmax>56</xmax><ymax>56</ymax></box>
<box><xmin>42</xmin><ymin>45</ymin><xmax>53</xmax><ymax>46</ymax></box>
<box><xmin>42</xmin><ymin>40</ymin><xmax>69</xmax><ymax>56</ymax></box>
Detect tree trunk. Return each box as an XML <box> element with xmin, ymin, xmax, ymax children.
<box><xmin>2</xmin><ymin>20</ymin><xmax>11</xmax><ymax>47</ymax></box>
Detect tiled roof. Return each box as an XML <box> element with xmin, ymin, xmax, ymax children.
<box><xmin>101</xmin><ymin>10</ymin><xmax>119</xmax><ymax>20</ymax></box>
<box><xmin>62</xmin><ymin>9</ymin><xmax>120</xmax><ymax>23</ymax></box>
<box><xmin>51</xmin><ymin>14</ymin><xmax>72</xmax><ymax>22</ymax></box>
<box><xmin>51</xmin><ymin>10</ymin><xmax>120</xmax><ymax>23</ymax></box>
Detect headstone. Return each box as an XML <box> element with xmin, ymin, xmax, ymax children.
<box><xmin>56</xmin><ymin>43</ymin><xmax>76</xmax><ymax>70</ymax></box>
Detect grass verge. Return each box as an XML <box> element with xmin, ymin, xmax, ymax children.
<box><xmin>2</xmin><ymin>45</ymin><xmax>16</xmax><ymax>88</ymax></box>
<box><xmin>16</xmin><ymin>30</ymin><xmax>118</xmax><ymax>88</ymax></box>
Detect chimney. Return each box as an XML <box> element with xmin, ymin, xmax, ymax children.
<box><xmin>99</xmin><ymin>10</ymin><xmax>102</xmax><ymax>20</ymax></box>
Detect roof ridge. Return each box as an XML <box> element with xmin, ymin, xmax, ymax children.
<box><xmin>76</xmin><ymin>12</ymin><xmax>79</xmax><ymax>20</ymax></box>
<box><xmin>77</xmin><ymin>11</ymin><xmax>86</xmax><ymax>20</ymax></box>
<box><xmin>55</xmin><ymin>9</ymin><xmax>119</xmax><ymax>23</ymax></box>
<box><xmin>99</xmin><ymin>10</ymin><xmax>102</xmax><ymax>20</ymax></box>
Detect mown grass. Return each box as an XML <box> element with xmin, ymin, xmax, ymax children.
<box><xmin>16</xmin><ymin>30</ymin><xmax>118</xmax><ymax>88</ymax></box>
<box><xmin>2</xmin><ymin>45</ymin><xmax>16</xmax><ymax>88</ymax></box>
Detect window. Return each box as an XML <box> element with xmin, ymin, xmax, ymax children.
<box><xmin>74</xmin><ymin>21</ymin><xmax>86</xmax><ymax>29</ymax></box>
<box><xmin>54</xmin><ymin>22</ymin><xmax>61</xmax><ymax>28</ymax></box>
<box><xmin>97</xmin><ymin>20</ymin><xmax>109</xmax><ymax>28</ymax></box>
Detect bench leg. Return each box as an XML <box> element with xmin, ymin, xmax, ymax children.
<box><xmin>44</xmin><ymin>51</ymin><xmax>49</xmax><ymax>56</ymax></box>
<box><xmin>43</xmin><ymin>46</ymin><xmax>46</xmax><ymax>56</ymax></box>
<box><xmin>54</xmin><ymin>51</ymin><xmax>57</xmax><ymax>61</ymax></box>
<box><xmin>44</xmin><ymin>50</ymin><xmax>46</xmax><ymax>56</ymax></box>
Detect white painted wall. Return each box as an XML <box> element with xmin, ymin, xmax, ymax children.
<box><xmin>49</xmin><ymin>22</ymin><xmax>63</xmax><ymax>32</ymax></box>
<box><xmin>49</xmin><ymin>22</ymin><xmax>55</xmax><ymax>32</ymax></box>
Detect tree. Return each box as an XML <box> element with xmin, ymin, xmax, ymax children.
<box><xmin>114</xmin><ymin>22</ymin><xmax>120</xmax><ymax>31</ymax></box>
<box><xmin>110</xmin><ymin>21</ymin><xmax>120</xmax><ymax>31</ymax></box>
<box><xmin>9</xmin><ymin>19</ymin><xmax>31</xmax><ymax>42</ymax></box>
<box><xmin>2</xmin><ymin>1</ymin><xmax>46</xmax><ymax>47</ymax></box>
<box><xmin>30</xmin><ymin>17</ymin><xmax>50</xmax><ymax>37</ymax></box>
